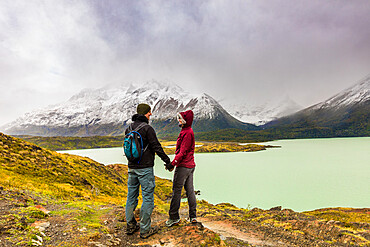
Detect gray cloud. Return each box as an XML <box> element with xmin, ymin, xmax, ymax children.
<box><xmin>1</xmin><ymin>0</ymin><xmax>369</xmax><ymax>125</ymax></box>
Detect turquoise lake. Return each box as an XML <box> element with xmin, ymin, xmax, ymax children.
<box><xmin>59</xmin><ymin>137</ymin><xmax>370</xmax><ymax>212</ymax></box>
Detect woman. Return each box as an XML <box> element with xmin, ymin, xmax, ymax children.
<box><xmin>165</xmin><ymin>110</ymin><xmax>197</xmax><ymax>226</ymax></box>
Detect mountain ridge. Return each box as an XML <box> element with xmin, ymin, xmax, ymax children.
<box><xmin>2</xmin><ymin>80</ymin><xmax>258</xmax><ymax>137</ymax></box>
<box><xmin>263</xmin><ymin>75</ymin><xmax>370</xmax><ymax>137</ymax></box>
<box><xmin>2</xmin><ymin>75</ymin><xmax>369</xmax><ymax>138</ymax></box>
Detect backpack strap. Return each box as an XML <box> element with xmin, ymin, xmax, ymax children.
<box><xmin>132</xmin><ymin>122</ymin><xmax>147</xmax><ymax>132</ymax></box>
<box><xmin>126</xmin><ymin>122</ymin><xmax>146</xmax><ymax>133</ymax></box>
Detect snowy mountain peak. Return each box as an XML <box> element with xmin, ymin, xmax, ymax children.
<box><xmin>69</xmin><ymin>88</ymin><xmax>107</xmax><ymax>102</ymax></box>
<box><xmin>3</xmin><ymin>81</ymin><xmax>230</xmax><ymax>135</ymax></box>
<box><xmin>312</xmin><ymin>75</ymin><xmax>370</xmax><ymax>110</ymax></box>
<box><xmin>221</xmin><ymin>96</ymin><xmax>302</xmax><ymax>126</ymax></box>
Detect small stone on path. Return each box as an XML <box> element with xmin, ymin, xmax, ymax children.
<box><xmin>31</xmin><ymin>239</ymin><xmax>42</xmax><ymax>246</ymax></box>
<box><xmin>31</xmin><ymin>221</ymin><xmax>50</xmax><ymax>232</ymax></box>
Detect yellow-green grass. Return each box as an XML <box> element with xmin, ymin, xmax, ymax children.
<box><xmin>163</xmin><ymin>141</ymin><xmax>266</xmax><ymax>155</ymax></box>
<box><xmin>304</xmin><ymin>208</ymin><xmax>370</xmax><ymax>232</ymax></box>
<box><xmin>0</xmin><ymin>133</ymin><xmax>172</xmax><ymax>207</ymax></box>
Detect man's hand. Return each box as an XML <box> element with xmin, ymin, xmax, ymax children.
<box><xmin>165</xmin><ymin>163</ymin><xmax>174</xmax><ymax>172</ymax></box>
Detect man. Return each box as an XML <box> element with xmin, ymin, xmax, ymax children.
<box><xmin>125</xmin><ymin>103</ymin><xmax>171</xmax><ymax>239</ymax></box>
<box><xmin>165</xmin><ymin>110</ymin><xmax>197</xmax><ymax>227</ymax></box>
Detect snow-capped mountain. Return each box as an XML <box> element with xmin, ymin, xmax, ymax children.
<box><xmin>221</xmin><ymin>96</ymin><xmax>302</xmax><ymax>126</ymax></box>
<box><xmin>3</xmin><ymin>80</ymin><xmax>256</xmax><ymax>136</ymax></box>
<box><xmin>309</xmin><ymin>75</ymin><xmax>370</xmax><ymax>111</ymax></box>
<box><xmin>265</xmin><ymin>75</ymin><xmax>370</xmax><ymax>137</ymax></box>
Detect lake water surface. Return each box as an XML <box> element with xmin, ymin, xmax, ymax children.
<box><xmin>59</xmin><ymin>137</ymin><xmax>370</xmax><ymax>211</ymax></box>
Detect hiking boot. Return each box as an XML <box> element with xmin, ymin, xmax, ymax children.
<box><xmin>140</xmin><ymin>226</ymin><xmax>159</xmax><ymax>239</ymax></box>
<box><xmin>165</xmin><ymin>218</ymin><xmax>180</xmax><ymax>227</ymax></box>
<box><xmin>126</xmin><ymin>223</ymin><xmax>139</xmax><ymax>235</ymax></box>
<box><xmin>190</xmin><ymin>218</ymin><xmax>197</xmax><ymax>223</ymax></box>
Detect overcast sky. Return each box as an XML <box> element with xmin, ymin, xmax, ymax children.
<box><xmin>1</xmin><ymin>0</ymin><xmax>369</xmax><ymax>126</ymax></box>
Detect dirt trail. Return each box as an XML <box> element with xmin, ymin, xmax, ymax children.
<box><xmin>200</xmin><ymin>218</ymin><xmax>278</xmax><ymax>246</ymax></box>
<box><xmin>126</xmin><ymin>219</ymin><xmax>224</xmax><ymax>247</ymax></box>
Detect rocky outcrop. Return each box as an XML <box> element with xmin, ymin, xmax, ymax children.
<box><xmin>197</xmin><ymin>202</ymin><xmax>370</xmax><ymax>246</ymax></box>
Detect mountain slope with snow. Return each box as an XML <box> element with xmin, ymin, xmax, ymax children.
<box><xmin>309</xmin><ymin>75</ymin><xmax>370</xmax><ymax>111</ymax></box>
<box><xmin>222</xmin><ymin>96</ymin><xmax>302</xmax><ymax>126</ymax></box>
<box><xmin>264</xmin><ymin>75</ymin><xmax>370</xmax><ymax>137</ymax></box>
<box><xmin>3</xmin><ymin>81</ymin><xmax>257</xmax><ymax>136</ymax></box>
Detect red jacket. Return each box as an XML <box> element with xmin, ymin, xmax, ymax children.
<box><xmin>172</xmin><ymin>110</ymin><xmax>196</xmax><ymax>168</ymax></box>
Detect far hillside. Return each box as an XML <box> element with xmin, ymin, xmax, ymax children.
<box><xmin>264</xmin><ymin>75</ymin><xmax>370</xmax><ymax>138</ymax></box>
<box><xmin>15</xmin><ymin>134</ymin><xmax>270</xmax><ymax>152</ymax></box>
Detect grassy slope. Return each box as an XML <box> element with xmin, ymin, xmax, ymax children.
<box><xmin>0</xmin><ymin>133</ymin><xmax>174</xmax><ymax>207</ymax></box>
<box><xmin>1</xmin><ymin>133</ymin><xmax>124</xmax><ymax>204</ymax></box>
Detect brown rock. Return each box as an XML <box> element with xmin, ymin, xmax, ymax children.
<box><xmin>269</xmin><ymin>206</ymin><xmax>282</xmax><ymax>211</ymax></box>
<box><xmin>31</xmin><ymin>221</ymin><xmax>50</xmax><ymax>232</ymax></box>
<box><xmin>35</xmin><ymin>205</ymin><xmax>50</xmax><ymax>215</ymax></box>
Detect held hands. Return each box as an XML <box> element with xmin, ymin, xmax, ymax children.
<box><xmin>164</xmin><ymin>162</ymin><xmax>174</xmax><ymax>172</ymax></box>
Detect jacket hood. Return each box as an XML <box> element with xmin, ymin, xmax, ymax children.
<box><xmin>180</xmin><ymin>110</ymin><xmax>194</xmax><ymax>128</ymax></box>
<box><xmin>132</xmin><ymin>114</ymin><xmax>149</xmax><ymax>123</ymax></box>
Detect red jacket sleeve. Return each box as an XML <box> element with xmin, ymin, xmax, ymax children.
<box><xmin>172</xmin><ymin>132</ymin><xmax>192</xmax><ymax>166</ymax></box>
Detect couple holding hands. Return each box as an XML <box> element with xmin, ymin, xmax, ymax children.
<box><xmin>124</xmin><ymin>103</ymin><xmax>197</xmax><ymax>239</ymax></box>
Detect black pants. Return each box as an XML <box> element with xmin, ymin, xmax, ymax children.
<box><xmin>169</xmin><ymin>167</ymin><xmax>197</xmax><ymax>220</ymax></box>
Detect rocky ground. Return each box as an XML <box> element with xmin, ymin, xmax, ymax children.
<box><xmin>1</xmin><ymin>187</ymin><xmax>369</xmax><ymax>247</ymax></box>
<box><xmin>0</xmin><ymin>188</ymin><xmax>221</xmax><ymax>247</ymax></box>
<box><xmin>197</xmin><ymin>202</ymin><xmax>370</xmax><ymax>246</ymax></box>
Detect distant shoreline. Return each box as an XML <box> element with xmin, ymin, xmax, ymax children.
<box><xmin>16</xmin><ymin>135</ymin><xmax>279</xmax><ymax>152</ymax></box>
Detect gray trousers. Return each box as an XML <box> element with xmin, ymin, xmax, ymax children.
<box><xmin>169</xmin><ymin>167</ymin><xmax>197</xmax><ymax>220</ymax></box>
<box><xmin>126</xmin><ymin>167</ymin><xmax>155</xmax><ymax>234</ymax></box>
